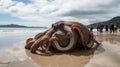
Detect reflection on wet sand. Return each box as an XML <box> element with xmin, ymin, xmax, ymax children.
<box><xmin>26</xmin><ymin>48</ymin><xmax>96</xmax><ymax>67</ymax></box>
<box><xmin>96</xmin><ymin>32</ymin><xmax>120</xmax><ymax>44</ymax></box>
<box><xmin>85</xmin><ymin>32</ymin><xmax>120</xmax><ymax>67</ymax></box>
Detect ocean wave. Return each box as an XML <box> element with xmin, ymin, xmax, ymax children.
<box><xmin>0</xmin><ymin>29</ymin><xmax>46</xmax><ymax>37</ymax></box>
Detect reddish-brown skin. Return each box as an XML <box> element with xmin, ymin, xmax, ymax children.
<box><xmin>30</xmin><ymin>28</ymin><xmax>57</xmax><ymax>53</ymax></box>
<box><xmin>25</xmin><ymin>21</ymin><xmax>101</xmax><ymax>54</ymax></box>
<box><xmin>25</xmin><ymin>30</ymin><xmax>50</xmax><ymax>50</ymax></box>
<box><xmin>25</xmin><ymin>38</ymin><xmax>35</xmax><ymax>49</ymax></box>
<box><xmin>71</xmin><ymin>24</ymin><xmax>100</xmax><ymax>49</ymax></box>
<box><xmin>52</xmin><ymin>21</ymin><xmax>100</xmax><ymax>49</ymax></box>
<box><xmin>25</xmin><ymin>21</ymin><xmax>72</xmax><ymax>53</ymax></box>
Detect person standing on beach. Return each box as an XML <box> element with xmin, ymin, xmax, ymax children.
<box><xmin>114</xmin><ymin>24</ymin><xmax>118</xmax><ymax>32</ymax></box>
<box><xmin>118</xmin><ymin>24</ymin><xmax>120</xmax><ymax>32</ymax></box>
<box><xmin>105</xmin><ymin>24</ymin><xmax>109</xmax><ymax>32</ymax></box>
<box><xmin>110</xmin><ymin>23</ymin><xmax>115</xmax><ymax>33</ymax></box>
<box><xmin>97</xmin><ymin>24</ymin><xmax>100</xmax><ymax>32</ymax></box>
<box><xmin>90</xmin><ymin>24</ymin><xmax>94</xmax><ymax>32</ymax></box>
<box><xmin>100</xmin><ymin>24</ymin><xmax>104</xmax><ymax>33</ymax></box>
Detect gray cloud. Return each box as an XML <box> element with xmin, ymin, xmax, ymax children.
<box><xmin>59</xmin><ymin>0</ymin><xmax>120</xmax><ymax>23</ymax></box>
<box><xmin>61</xmin><ymin>10</ymin><xmax>109</xmax><ymax>17</ymax></box>
<box><xmin>0</xmin><ymin>0</ymin><xmax>120</xmax><ymax>26</ymax></box>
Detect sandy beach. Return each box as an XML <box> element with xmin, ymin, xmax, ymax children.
<box><xmin>0</xmin><ymin>30</ymin><xmax>120</xmax><ymax>67</ymax></box>
<box><xmin>0</xmin><ymin>0</ymin><xmax>120</xmax><ymax>66</ymax></box>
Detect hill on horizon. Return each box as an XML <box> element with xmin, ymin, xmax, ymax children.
<box><xmin>0</xmin><ymin>24</ymin><xmax>47</xmax><ymax>28</ymax></box>
<box><xmin>88</xmin><ymin>16</ymin><xmax>120</xmax><ymax>28</ymax></box>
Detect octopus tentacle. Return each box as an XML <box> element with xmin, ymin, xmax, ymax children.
<box><xmin>30</xmin><ymin>36</ymin><xmax>58</xmax><ymax>53</ymax></box>
<box><xmin>25</xmin><ymin>38</ymin><xmax>35</xmax><ymax>49</ymax></box>
<box><xmin>44</xmin><ymin>36</ymin><xmax>59</xmax><ymax>51</ymax></box>
<box><xmin>25</xmin><ymin>40</ymin><xmax>35</xmax><ymax>49</ymax></box>
<box><xmin>30</xmin><ymin>28</ymin><xmax>55</xmax><ymax>53</ymax></box>
<box><xmin>88</xmin><ymin>33</ymin><xmax>101</xmax><ymax>49</ymax></box>
<box><xmin>34</xmin><ymin>29</ymin><xmax>49</xmax><ymax>39</ymax></box>
<box><xmin>71</xmin><ymin>24</ymin><xmax>87</xmax><ymax>50</ymax></box>
<box><xmin>91</xmin><ymin>33</ymin><xmax>101</xmax><ymax>49</ymax></box>
<box><xmin>26</xmin><ymin>38</ymin><xmax>33</xmax><ymax>44</ymax></box>
<box><xmin>30</xmin><ymin>38</ymin><xmax>45</xmax><ymax>53</ymax></box>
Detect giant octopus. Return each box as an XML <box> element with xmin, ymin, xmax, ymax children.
<box><xmin>25</xmin><ymin>21</ymin><xmax>101</xmax><ymax>54</ymax></box>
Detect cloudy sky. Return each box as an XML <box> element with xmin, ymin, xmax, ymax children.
<box><xmin>0</xmin><ymin>0</ymin><xmax>120</xmax><ymax>27</ymax></box>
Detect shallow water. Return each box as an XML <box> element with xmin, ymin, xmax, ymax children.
<box><xmin>0</xmin><ymin>28</ymin><xmax>46</xmax><ymax>67</ymax></box>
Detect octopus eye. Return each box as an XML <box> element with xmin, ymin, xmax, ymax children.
<box><xmin>52</xmin><ymin>24</ymin><xmax>57</xmax><ymax>30</ymax></box>
<box><xmin>59</xmin><ymin>22</ymin><xmax>64</xmax><ymax>27</ymax></box>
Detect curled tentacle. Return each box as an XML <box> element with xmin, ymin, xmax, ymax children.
<box><xmin>30</xmin><ymin>28</ymin><xmax>55</xmax><ymax>53</ymax></box>
<box><xmin>26</xmin><ymin>38</ymin><xmax>33</xmax><ymax>44</ymax></box>
<box><xmin>30</xmin><ymin>38</ymin><xmax>46</xmax><ymax>53</ymax></box>
<box><xmin>25</xmin><ymin>38</ymin><xmax>35</xmax><ymax>49</ymax></box>
<box><xmin>30</xmin><ymin>36</ymin><xmax>58</xmax><ymax>53</ymax></box>
<box><xmin>52</xmin><ymin>25</ymin><xmax>77</xmax><ymax>51</ymax></box>
<box><xmin>71</xmin><ymin>24</ymin><xmax>87</xmax><ymax>50</ymax></box>
<box><xmin>44</xmin><ymin>36</ymin><xmax>59</xmax><ymax>51</ymax></box>
<box><xmin>71</xmin><ymin>24</ymin><xmax>101</xmax><ymax>49</ymax></box>
<box><xmin>25</xmin><ymin>40</ymin><xmax>35</xmax><ymax>49</ymax></box>
<box><xmin>91</xmin><ymin>33</ymin><xmax>101</xmax><ymax>49</ymax></box>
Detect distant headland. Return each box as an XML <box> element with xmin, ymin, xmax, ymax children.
<box><xmin>0</xmin><ymin>24</ymin><xmax>48</xmax><ymax>28</ymax></box>
<box><xmin>87</xmin><ymin>16</ymin><xmax>120</xmax><ymax>28</ymax></box>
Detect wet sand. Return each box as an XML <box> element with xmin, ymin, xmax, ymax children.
<box><xmin>85</xmin><ymin>32</ymin><xmax>120</xmax><ymax>67</ymax></box>
<box><xmin>25</xmin><ymin>32</ymin><xmax>120</xmax><ymax>67</ymax></box>
<box><xmin>0</xmin><ymin>41</ymin><xmax>40</xmax><ymax>67</ymax></box>
<box><xmin>0</xmin><ymin>32</ymin><xmax>120</xmax><ymax>67</ymax></box>
<box><xmin>25</xmin><ymin>48</ymin><xmax>93</xmax><ymax>67</ymax></box>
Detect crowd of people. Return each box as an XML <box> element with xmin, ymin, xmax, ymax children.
<box><xmin>89</xmin><ymin>23</ymin><xmax>119</xmax><ymax>33</ymax></box>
